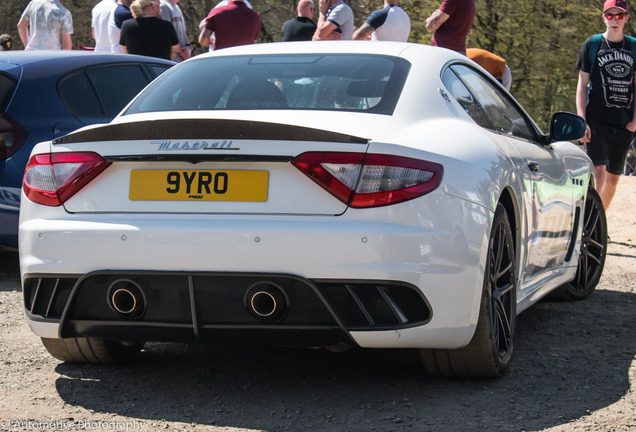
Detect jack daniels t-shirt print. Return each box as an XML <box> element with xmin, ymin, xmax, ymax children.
<box><xmin>577</xmin><ymin>35</ymin><xmax>635</xmax><ymax>124</ymax></box>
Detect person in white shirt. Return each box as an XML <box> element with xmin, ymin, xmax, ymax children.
<box><xmin>92</xmin><ymin>0</ymin><xmax>118</xmax><ymax>52</ymax></box>
<box><xmin>107</xmin><ymin>0</ymin><xmax>133</xmax><ymax>53</ymax></box>
<box><xmin>352</xmin><ymin>0</ymin><xmax>410</xmax><ymax>42</ymax></box>
<box><xmin>160</xmin><ymin>0</ymin><xmax>191</xmax><ymax>61</ymax></box>
<box><xmin>17</xmin><ymin>0</ymin><xmax>73</xmax><ymax>50</ymax></box>
<box><xmin>312</xmin><ymin>0</ymin><xmax>353</xmax><ymax>41</ymax></box>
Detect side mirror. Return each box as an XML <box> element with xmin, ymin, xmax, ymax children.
<box><xmin>547</xmin><ymin>112</ymin><xmax>586</xmax><ymax>144</ymax></box>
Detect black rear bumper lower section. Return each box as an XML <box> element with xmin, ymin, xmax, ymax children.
<box><xmin>23</xmin><ymin>271</ymin><xmax>432</xmax><ymax>347</ymax></box>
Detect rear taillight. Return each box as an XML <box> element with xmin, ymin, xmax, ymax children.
<box><xmin>292</xmin><ymin>152</ymin><xmax>443</xmax><ymax>208</ymax></box>
<box><xmin>23</xmin><ymin>152</ymin><xmax>112</xmax><ymax>206</ymax></box>
<box><xmin>0</xmin><ymin>113</ymin><xmax>27</xmax><ymax>161</ymax></box>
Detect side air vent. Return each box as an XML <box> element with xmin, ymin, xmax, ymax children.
<box><xmin>564</xmin><ymin>207</ymin><xmax>582</xmax><ymax>263</ymax></box>
<box><xmin>23</xmin><ymin>277</ymin><xmax>78</xmax><ymax>319</ymax></box>
<box><xmin>316</xmin><ymin>282</ymin><xmax>431</xmax><ymax>330</ymax></box>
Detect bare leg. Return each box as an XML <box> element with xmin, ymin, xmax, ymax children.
<box><xmin>593</xmin><ymin>164</ymin><xmax>620</xmax><ymax>210</ymax></box>
<box><xmin>594</xmin><ymin>165</ymin><xmax>606</xmax><ymax>198</ymax></box>
<box><xmin>599</xmin><ymin>172</ymin><xmax>620</xmax><ymax>210</ymax></box>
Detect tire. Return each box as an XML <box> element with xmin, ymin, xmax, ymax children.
<box><xmin>421</xmin><ymin>203</ymin><xmax>516</xmax><ymax>378</ymax></box>
<box><xmin>549</xmin><ymin>186</ymin><xmax>607</xmax><ymax>301</ymax></box>
<box><xmin>41</xmin><ymin>337</ymin><xmax>143</xmax><ymax>364</ymax></box>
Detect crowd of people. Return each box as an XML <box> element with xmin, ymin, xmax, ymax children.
<box><xmin>6</xmin><ymin>0</ymin><xmax>634</xmax><ymax>212</ymax></box>
<box><xmin>4</xmin><ymin>0</ymin><xmax>516</xmax><ymax>88</ymax></box>
<box><xmin>8</xmin><ymin>0</ymin><xmax>189</xmax><ymax>60</ymax></box>
<box><xmin>5</xmin><ymin>0</ymin><xmax>483</xmax><ymax>59</ymax></box>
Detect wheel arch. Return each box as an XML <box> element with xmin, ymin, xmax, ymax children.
<box><xmin>497</xmin><ymin>186</ymin><xmax>521</xmax><ymax>281</ymax></box>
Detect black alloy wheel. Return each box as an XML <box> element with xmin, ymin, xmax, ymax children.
<box><xmin>488</xmin><ymin>207</ymin><xmax>516</xmax><ymax>361</ymax></box>
<box><xmin>550</xmin><ymin>186</ymin><xmax>607</xmax><ymax>301</ymax></box>
<box><xmin>421</xmin><ymin>203</ymin><xmax>516</xmax><ymax>378</ymax></box>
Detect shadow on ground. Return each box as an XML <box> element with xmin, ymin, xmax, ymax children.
<box><xmin>53</xmin><ymin>286</ymin><xmax>636</xmax><ymax>432</ymax></box>
<box><xmin>0</xmin><ymin>251</ymin><xmax>20</xmax><ymax>292</ymax></box>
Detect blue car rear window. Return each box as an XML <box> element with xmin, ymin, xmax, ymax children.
<box><xmin>58</xmin><ymin>72</ymin><xmax>103</xmax><ymax>117</ymax></box>
<box><xmin>0</xmin><ymin>73</ymin><xmax>18</xmax><ymax>114</ymax></box>
<box><xmin>86</xmin><ymin>65</ymin><xmax>149</xmax><ymax>116</ymax></box>
<box><xmin>125</xmin><ymin>54</ymin><xmax>410</xmax><ymax>116</ymax></box>
<box><xmin>58</xmin><ymin>65</ymin><xmax>152</xmax><ymax>118</ymax></box>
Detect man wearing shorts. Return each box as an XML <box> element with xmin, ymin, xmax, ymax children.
<box><xmin>576</xmin><ymin>0</ymin><xmax>636</xmax><ymax>210</ymax></box>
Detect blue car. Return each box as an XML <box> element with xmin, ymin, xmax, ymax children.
<box><xmin>0</xmin><ymin>51</ymin><xmax>174</xmax><ymax>249</ymax></box>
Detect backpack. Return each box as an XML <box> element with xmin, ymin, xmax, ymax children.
<box><xmin>588</xmin><ymin>33</ymin><xmax>636</xmax><ymax>75</ymax></box>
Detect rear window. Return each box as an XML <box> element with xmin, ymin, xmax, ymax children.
<box><xmin>125</xmin><ymin>54</ymin><xmax>410</xmax><ymax>116</ymax></box>
<box><xmin>58</xmin><ymin>65</ymin><xmax>151</xmax><ymax>118</ymax></box>
<box><xmin>86</xmin><ymin>65</ymin><xmax>149</xmax><ymax>116</ymax></box>
<box><xmin>0</xmin><ymin>73</ymin><xmax>18</xmax><ymax>114</ymax></box>
<box><xmin>58</xmin><ymin>71</ymin><xmax>103</xmax><ymax>117</ymax></box>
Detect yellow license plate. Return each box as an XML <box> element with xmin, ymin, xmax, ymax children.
<box><xmin>129</xmin><ymin>170</ymin><xmax>268</xmax><ymax>202</ymax></box>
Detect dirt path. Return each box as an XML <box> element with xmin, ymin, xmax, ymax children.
<box><xmin>1</xmin><ymin>177</ymin><xmax>635</xmax><ymax>432</ymax></box>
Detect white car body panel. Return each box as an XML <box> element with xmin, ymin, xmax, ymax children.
<box><xmin>19</xmin><ymin>42</ymin><xmax>596</xmax><ymax>354</ymax></box>
<box><xmin>59</xmin><ymin>140</ymin><xmax>363</xmax><ymax>215</ymax></box>
<box><xmin>20</xmin><ymin>188</ymin><xmax>489</xmax><ymax>348</ymax></box>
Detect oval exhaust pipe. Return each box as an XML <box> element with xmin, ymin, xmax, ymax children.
<box><xmin>108</xmin><ymin>279</ymin><xmax>145</xmax><ymax>319</ymax></box>
<box><xmin>245</xmin><ymin>283</ymin><xmax>288</xmax><ymax>323</ymax></box>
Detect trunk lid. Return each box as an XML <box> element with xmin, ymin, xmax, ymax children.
<box><xmin>52</xmin><ymin>114</ymin><xmax>404</xmax><ymax>215</ymax></box>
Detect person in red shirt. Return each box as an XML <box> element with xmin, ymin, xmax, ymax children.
<box><xmin>425</xmin><ymin>0</ymin><xmax>474</xmax><ymax>54</ymax></box>
<box><xmin>198</xmin><ymin>0</ymin><xmax>260</xmax><ymax>50</ymax></box>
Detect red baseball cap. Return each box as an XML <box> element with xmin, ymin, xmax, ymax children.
<box><xmin>604</xmin><ymin>0</ymin><xmax>629</xmax><ymax>13</ymax></box>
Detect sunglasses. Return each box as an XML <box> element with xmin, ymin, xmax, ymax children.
<box><xmin>605</xmin><ymin>12</ymin><xmax>627</xmax><ymax>20</ymax></box>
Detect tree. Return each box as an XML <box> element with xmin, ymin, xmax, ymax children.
<box><xmin>2</xmin><ymin>0</ymin><xmax>635</xmax><ymax>131</ymax></box>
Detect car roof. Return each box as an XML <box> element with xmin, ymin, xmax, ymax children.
<box><xmin>0</xmin><ymin>51</ymin><xmax>175</xmax><ymax>69</ymax></box>
<box><xmin>195</xmin><ymin>41</ymin><xmax>460</xmax><ymax>62</ymax></box>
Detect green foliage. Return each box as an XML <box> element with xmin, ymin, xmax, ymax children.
<box><xmin>0</xmin><ymin>0</ymin><xmax>630</xmax><ymax>131</ymax></box>
<box><xmin>469</xmin><ymin>0</ymin><xmax>616</xmax><ymax>130</ymax></box>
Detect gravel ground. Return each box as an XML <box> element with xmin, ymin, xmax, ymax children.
<box><xmin>1</xmin><ymin>177</ymin><xmax>635</xmax><ymax>432</ymax></box>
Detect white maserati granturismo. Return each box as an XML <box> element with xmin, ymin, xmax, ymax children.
<box><xmin>19</xmin><ymin>42</ymin><xmax>606</xmax><ymax>378</ymax></box>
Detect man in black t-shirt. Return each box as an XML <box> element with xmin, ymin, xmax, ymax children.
<box><xmin>281</xmin><ymin>0</ymin><xmax>316</xmax><ymax>41</ymax></box>
<box><xmin>576</xmin><ymin>0</ymin><xmax>636</xmax><ymax>210</ymax></box>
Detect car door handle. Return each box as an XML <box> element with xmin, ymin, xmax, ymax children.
<box><xmin>528</xmin><ymin>161</ymin><xmax>539</xmax><ymax>172</ymax></box>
